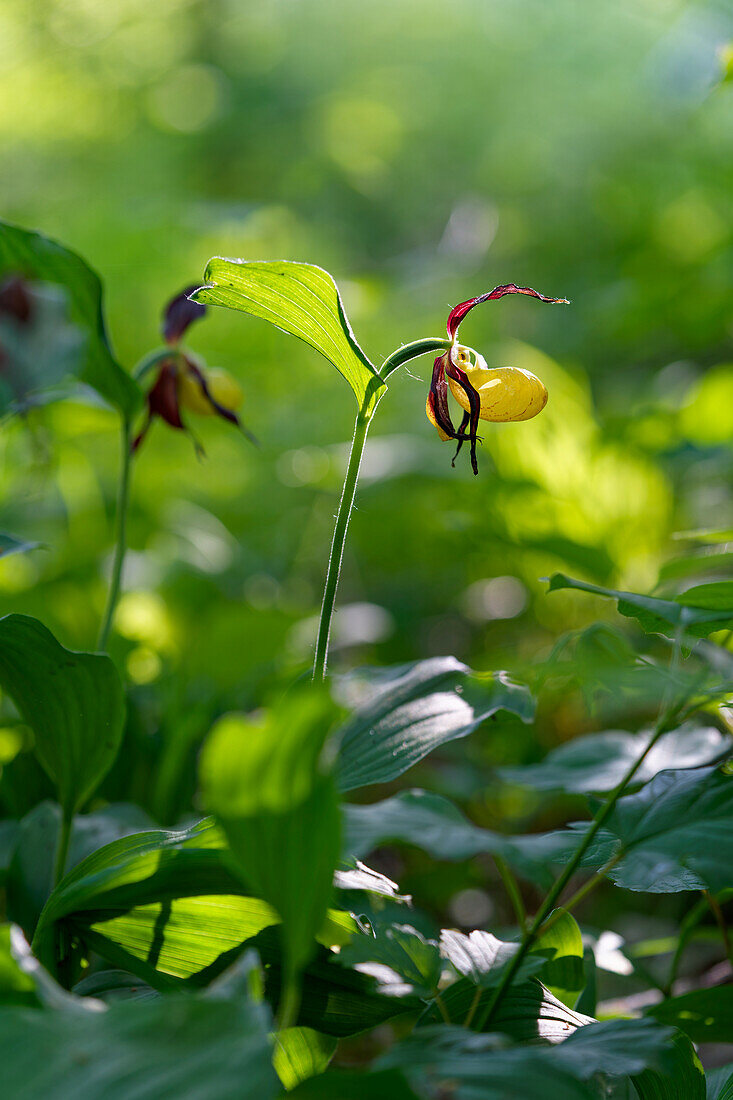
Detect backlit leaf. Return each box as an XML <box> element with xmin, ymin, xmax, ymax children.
<box><xmin>192</xmin><ymin>258</ymin><xmax>385</xmax><ymax>410</ymax></box>
<box><xmin>0</xmin><ymin>616</ymin><xmax>125</xmax><ymax>817</ymax></box>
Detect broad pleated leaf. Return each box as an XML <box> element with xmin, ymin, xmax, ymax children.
<box><xmin>647</xmin><ymin>985</ymin><xmax>733</xmax><ymax>1044</ymax></box>
<box><xmin>343</xmin><ymin>789</ymin><xmax>569</xmax><ymax>888</ymax></box>
<box><xmin>600</xmin><ymin>766</ymin><xmax>733</xmax><ymax>893</ymax></box>
<box><xmin>337</xmin><ymin>658</ymin><xmax>534</xmax><ymax>791</ymax></box>
<box><xmin>532</xmin><ymin>908</ymin><xmax>585</xmax><ymax>1008</ymax></box>
<box><xmin>200</xmin><ymin>690</ymin><xmax>341</xmax><ymax>984</ymax></box>
<box><xmin>707</xmin><ymin>1063</ymin><xmax>733</xmax><ymax>1100</ymax></box>
<box><xmin>274</xmin><ymin>1027</ymin><xmax>337</xmax><ymax>1090</ymax></box>
<box><xmin>0</xmin><ymin>616</ymin><xmax>125</xmax><ymax>817</ymax></box>
<box><xmin>379</xmin><ymin>1019</ymin><xmax>680</xmax><ymax>1099</ymax></box>
<box><xmin>548</xmin><ymin>573</ymin><xmax>733</xmax><ymax>637</ymax></box>
<box><xmin>422</xmin><ymin>979</ymin><xmax>594</xmax><ymax>1041</ymax></box>
<box><xmin>0</xmin><ymin>220</ymin><xmax>140</xmax><ymax>415</ymax></box>
<box><xmin>0</xmin><ymin>995</ymin><xmax>278</xmax><ymax>1099</ymax></box>
<box><xmin>340</xmin><ymin>923</ymin><xmax>442</xmax><ymax>999</ymax></box>
<box><xmin>499</xmin><ymin>723</ymin><xmax>730</xmax><ymax>795</ymax></box>
<box><xmin>192</xmin><ymin>258</ymin><xmax>385</xmax><ymax>410</ymax></box>
<box><xmin>290</xmin><ymin>1069</ymin><xmax>419</xmax><ymax>1099</ymax></box>
<box><xmin>632</xmin><ymin>1031</ymin><xmax>705</xmax><ymax>1099</ymax></box>
<box><xmin>440</xmin><ymin>929</ymin><xmax>546</xmax><ymax>990</ymax></box>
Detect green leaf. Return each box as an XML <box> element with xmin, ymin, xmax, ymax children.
<box><xmin>378</xmin><ymin>1019</ymin><xmax>681</xmax><ymax>1099</ymax></box>
<box><xmin>532</xmin><ymin>908</ymin><xmax>585</xmax><ymax>1008</ymax></box>
<box><xmin>440</xmin><ymin>928</ymin><xmax>546</xmax><ymax>990</ymax></box>
<box><xmin>0</xmin><ymin>534</ymin><xmax>44</xmax><ymax>560</ymax></box>
<box><xmin>192</xmin><ymin>258</ymin><xmax>385</xmax><ymax>410</ymax></box>
<box><xmin>0</xmin><ymin>994</ymin><xmax>279</xmax><ymax>1099</ymax></box>
<box><xmin>0</xmin><ymin>925</ymin><xmax>36</xmax><ymax>1007</ymax></box>
<box><xmin>632</xmin><ymin>1031</ymin><xmax>705</xmax><ymax>1100</ymax></box>
<box><xmin>499</xmin><ymin>722</ymin><xmax>731</xmax><ymax>795</ymax></box>
<box><xmin>422</xmin><ymin>979</ymin><xmax>594</xmax><ymax>1041</ymax></box>
<box><xmin>343</xmin><ymin>789</ymin><xmax>568</xmax><ymax>889</ymax></box>
<box><xmin>337</xmin><ymin>658</ymin><xmax>534</xmax><ymax>791</ymax></box>
<box><xmin>0</xmin><ymin>615</ymin><xmax>125</xmax><ymax>817</ymax></box>
<box><xmin>600</xmin><ymin>765</ymin><xmax>733</xmax><ymax>893</ymax></box>
<box><xmin>339</xmin><ymin>923</ymin><xmax>442</xmax><ymax>1000</ymax></box>
<box><xmin>7</xmin><ymin>800</ymin><xmax>154</xmax><ymax>938</ymax></box>
<box><xmin>200</xmin><ymin>690</ymin><xmax>342</xmax><ymax>985</ymax></box>
<box><xmin>274</xmin><ymin>1027</ymin><xmax>337</xmax><ymax>1090</ymax></box>
<box><xmin>0</xmin><ymin>220</ymin><xmax>140</xmax><ymax>416</ymax></box>
<box><xmin>547</xmin><ymin>573</ymin><xmax>733</xmax><ymax>637</ymax></box>
<box><xmin>290</xmin><ymin>1069</ymin><xmax>419</xmax><ymax>1099</ymax></box>
<box><xmin>647</xmin><ymin>985</ymin><xmax>733</xmax><ymax>1044</ymax></box>
<box><xmin>707</xmin><ymin>1063</ymin><xmax>733</xmax><ymax>1100</ymax></box>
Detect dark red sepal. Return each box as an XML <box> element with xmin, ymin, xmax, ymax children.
<box><xmin>447</xmin><ymin>283</ymin><xmax>569</xmax><ymax>337</ymax></box>
<box><xmin>162</xmin><ymin>286</ymin><xmax>206</xmax><ymax>344</ymax></box>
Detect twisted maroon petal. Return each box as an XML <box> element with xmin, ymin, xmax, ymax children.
<box><xmin>162</xmin><ymin>286</ymin><xmax>206</xmax><ymax>344</ymax></box>
<box><xmin>185</xmin><ymin>358</ymin><xmax>259</xmax><ymax>447</ymax></box>
<box><xmin>446</xmin><ymin>357</ymin><xmax>481</xmax><ymax>475</ymax></box>
<box><xmin>447</xmin><ymin>284</ymin><xmax>569</xmax><ymax>337</ymax></box>
<box><xmin>147</xmin><ymin>360</ymin><xmax>184</xmax><ymax>429</ymax></box>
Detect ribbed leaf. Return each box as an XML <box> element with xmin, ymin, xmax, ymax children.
<box><xmin>337</xmin><ymin>658</ymin><xmax>534</xmax><ymax>791</ymax></box>
<box><xmin>0</xmin><ymin>616</ymin><xmax>125</xmax><ymax>817</ymax></box>
<box><xmin>192</xmin><ymin>258</ymin><xmax>385</xmax><ymax>410</ymax></box>
<box><xmin>500</xmin><ymin>722</ymin><xmax>731</xmax><ymax>795</ymax></box>
<box><xmin>548</xmin><ymin>573</ymin><xmax>733</xmax><ymax>638</ymax></box>
<box><xmin>0</xmin><ymin>220</ymin><xmax>140</xmax><ymax>415</ymax></box>
<box><xmin>532</xmin><ymin>908</ymin><xmax>585</xmax><ymax>1008</ymax></box>
<box><xmin>274</xmin><ymin>1027</ymin><xmax>337</xmax><ymax>1090</ymax></box>
<box><xmin>647</xmin><ymin>985</ymin><xmax>733</xmax><ymax>1044</ymax></box>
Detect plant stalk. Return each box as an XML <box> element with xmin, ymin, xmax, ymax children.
<box><xmin>53</xmin><ymin>808</ymin><xmax>73</xmax><ymax>887</ymax></box>
<box><xmin>312</xmin><ymin>338</ymin><xmax>451</xmax><ymax>680</ymax></box>
<box><xmin>98</xmin><ymin>417</ymin><xmax>133</xmax><ymax>652</ymax></box>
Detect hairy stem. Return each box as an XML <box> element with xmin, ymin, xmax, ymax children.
<box><xmin>313</xmin><ymin>408</ymin><xmax>371</xmax><ymax>681</ymax></box>
<box><xmin>312</xmin><ymin>338</ymin><xmax>452</xmax><ymax>680</ymax></box>
<box><xmin>98</xmin><ymin>416</ymin><xmax>133</xmax><ymax>652</ymax></box>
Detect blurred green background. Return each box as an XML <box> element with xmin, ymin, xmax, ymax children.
<box><xmin>0</xmin><ymin>0</ymin><xmax>731</xmax><ymax>811</ymax></box>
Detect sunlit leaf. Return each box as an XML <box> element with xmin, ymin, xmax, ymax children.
<box><xmin>499</xmin><ymin>723</ymin><xmax>731</xmax><ymax>795</ymax></box>
<box><xmin>0</xmin><ymin>616</ymin><xmax>125</xmax><ymax>817</ymax></box>
<box><xmin>200</xmin><ymin>689</ymin><xmax>341</xmax><ymax>987</ymax></box>
<box><xmin>274</xmin><ymin>1027</ymin><xmax>337</xmax><ymax>1090</ymax></box>
<box><xmin>440</xmin><ymin>929</ymin><xmax>545</xmax><ymax>990</ymax></box>
<box><xmin>423</xmin><ymin>979</ymin><xmax>594</xmax><ymax>1041</ymax></box>
<box><xmin>192</xmin><ymin>258</ymin><xmax>385</xmax><ymax>410</ymax></box>
<box><xmin>597</xmin><ymin>766</ymin><xmax>733</xmax><ymax>893</ymax></box>
<box><xmin>532</xmin><ymin>908</ymin><xmax>585</xmax><ymax>1008</ymax></box>
<box><xmin>336</xmin><ymin>658</ymin><xmax>534</xmax><ymax>791</ymax></box>
<box><xmin>0</xmin><ymin>220</ymin><xmax>140</xmax><ymax>416</ymax></box>
<box><xmin>340</xmin><ymin>923</ymin><xmax>442</xmax><ymax>999</ymax></box>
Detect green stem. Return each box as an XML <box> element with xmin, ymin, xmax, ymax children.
<box><xmin>475</xmin><ymin>634</ymin><xmax>687</xmax><ymax>1032</ymax></box>
<box><xmin>542</xmin><ymin>851</ymin><xmax>623</xmax><ymax>928</ymax></box>
<box><xmin>313</xmin><ymin>407</ymin><xmax>371</xmax><ymax>681</ymax></box>
<box><xmin>494</xmin><ymin>855</ymin><xmax>527</xmax><ymax>931</ymax></box>
<box><xmin>277</xmin><ymin>971</ymin><xmax>301</xmax><ymax>1032</ymax></box>
<box><xmin>97</xmin><ymin>416</ymin><xmax>133</xmax><ymax>652</ymax></box>
<box><xmin>379</xmin><ymin>337</ymin><xmax>452</xmax><ymax>380</ymax></box>
<box><xmin>312</xmin><ymin>338</ymin><xmax>451</xmax><ymax>681</ymax></box>
<box><xmin>53</xmin><ymin>809</ymin><xmax>73</xmax><ymax>887</ymax></box>
<box><xmin>704</xmin><ymin>889</ymin><xmax>732</xmax><ymax>964</ymax></box>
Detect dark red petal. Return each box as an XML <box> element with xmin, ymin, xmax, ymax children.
<box><xmin>429</xmin><ymin>353</ymin><xmax>459</xmax><ymax>440</ymax></box>
<box><xmin>147</xmin><ymin>361</ymin><xmax>184</xmax><ymax>428</ymax></box>
<box><xmin>446</xmin><ymin>283</ymin><xmax>569</xmax><ymax>337</ymax></box>
<box><xmin>162</xmin><ymin>286</ymin><xmax>206</xmax><ymax>344</ymax></box>
<box><xmin>446</xmin><ymin>358</ymin><xmax>481</xmax><ymax>475</ymax></box>
<box><xmin>185</xmin><ymin>358</ymin><xmax>259</xmax><ymax>446</ymax></box>
<box><xmin>0</xmin><ymin>276</ymin><xmax>32</xmax><ymax>324</ymax></box>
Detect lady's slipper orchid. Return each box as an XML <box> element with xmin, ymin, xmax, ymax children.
<box><xmin>133</xmin><ymin>287</ymin><xmax>254</xmax><ymax>453</ymax></box>
<box><xmin>426</xmin><ymin>283</ymin><xmax>568</xmax><ymax>474</ymax></box>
